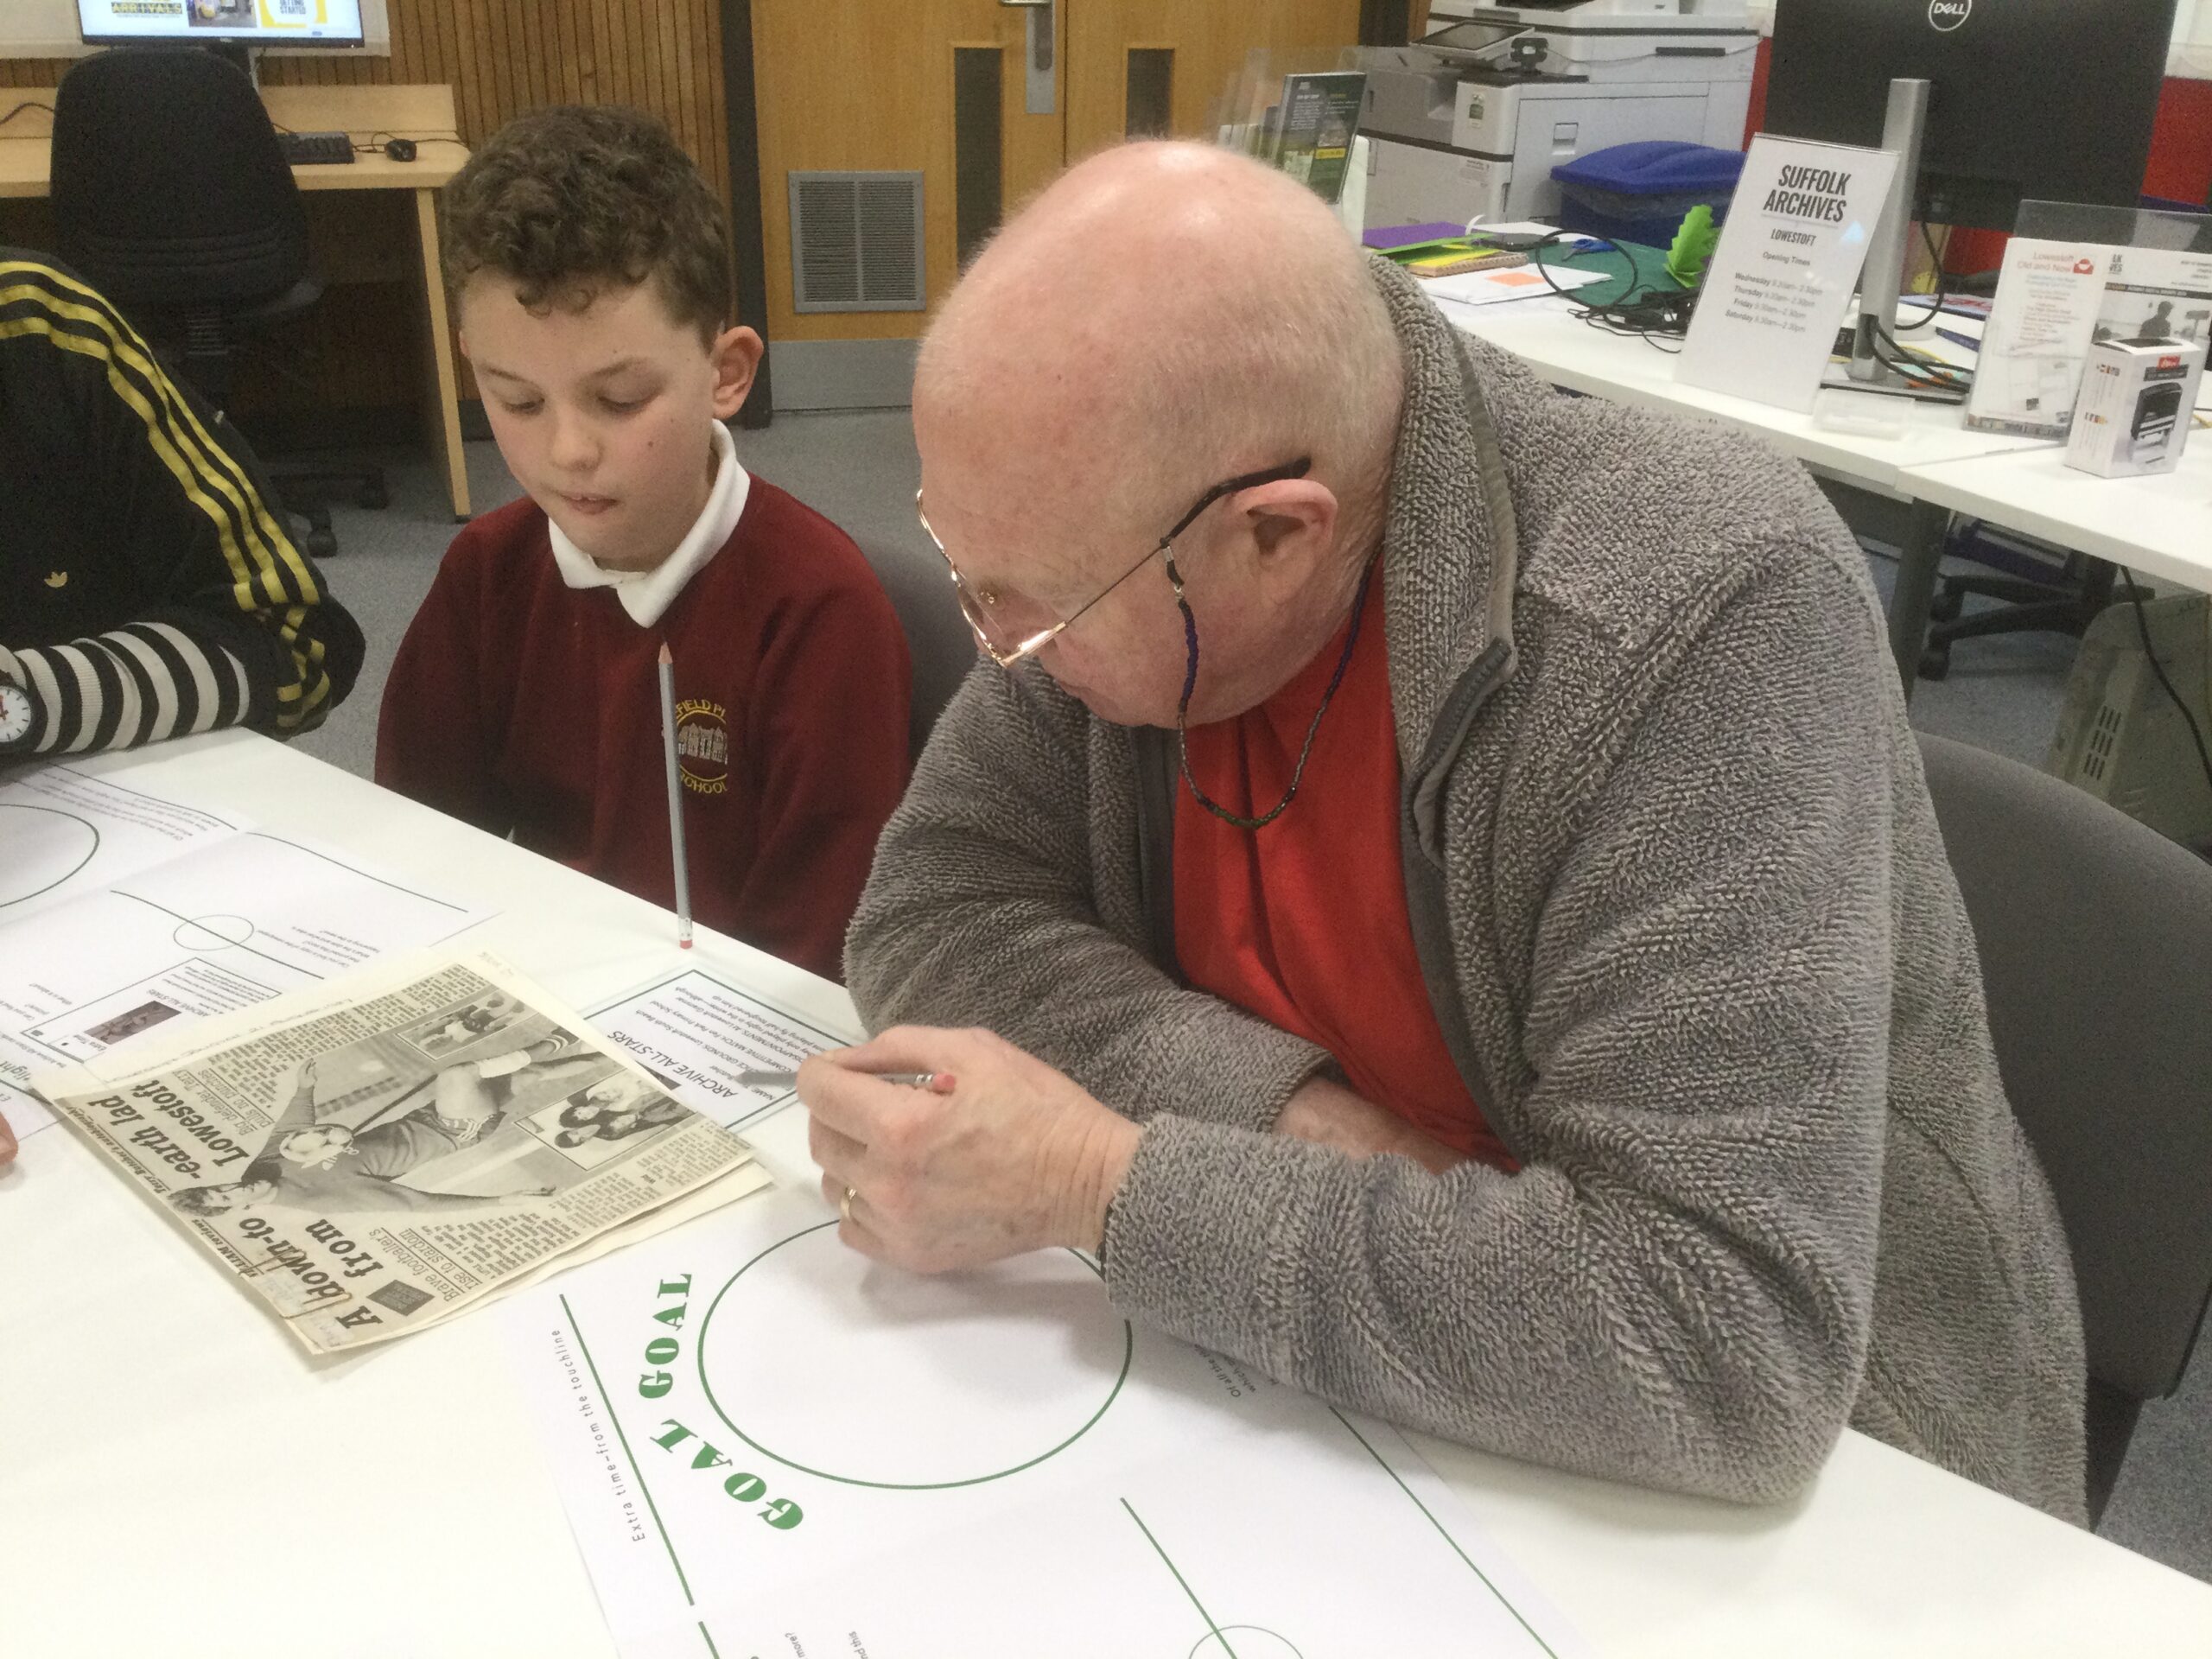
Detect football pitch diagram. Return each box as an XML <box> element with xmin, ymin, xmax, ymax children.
<box><xmin>507</xmin><ymin>1187</ymin><xmax>1581</xmax><ymax>1659</ymax></box>
<box><xmin>693</xmin><ymin>1219</ymin><xmax>1132</xmax><ymax>1491</ymax></box>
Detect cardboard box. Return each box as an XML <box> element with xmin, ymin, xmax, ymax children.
<box><xmin>2064</xmin><ymin>336</ymin><xmax>2207</xmax><ymax>478</ymax></box>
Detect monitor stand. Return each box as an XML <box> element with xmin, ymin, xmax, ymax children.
<box><xmin>1848</xmin><ymin>76</ymin><xmax>1931</xmax><ymax>387</ymax></box>
<box><xmin>205</xmin><ymin>41</ymin><xmax>259</xmax><ymax>88</ymax></box>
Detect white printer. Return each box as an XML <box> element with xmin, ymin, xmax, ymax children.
<box><xmin>1357</xmin><ymin>0</ymin><xmax>1758</xmax><ymax>228</ymax></box>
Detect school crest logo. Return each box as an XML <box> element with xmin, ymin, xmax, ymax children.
<box><xmin>674</xmin><ymin>697</ymin><xmax>729</xmax><ymax>796</ymax></box>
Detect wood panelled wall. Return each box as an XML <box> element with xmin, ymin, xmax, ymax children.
<box><xmin>262</xmin><ymin>1</ymin><xmax>730</xmax><ymax>209</ymax></box>
<box><xmin>3</xmin><ymin>4</ymin><xmax>729</xmax><ymax>196</ymax></box>
<box><xmin>0</xmin><ymin>0</ymin><xmax>734</xmax><ymax>421</ymax></box>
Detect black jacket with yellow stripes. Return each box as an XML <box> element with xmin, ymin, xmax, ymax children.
<box><xmin>0</xmin><ymin>250</ymin><xmax>363</xmax><ymax>754</ymax></box>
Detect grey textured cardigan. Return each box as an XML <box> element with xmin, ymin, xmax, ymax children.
<box><xmin>847</xmin><ymin>257</ymin><xmax>2088</xmax><ymax>1522</ymax></box>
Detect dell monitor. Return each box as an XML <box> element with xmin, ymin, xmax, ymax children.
<box><xmin>1764</xmin><ymin>0</ymin><xmax>2177</xmax><ymax>235</ymax></box>
<box><xmin>77</xmin><ymin>0</ymin><xmax>365</xmax><ymax>49</ymax></box>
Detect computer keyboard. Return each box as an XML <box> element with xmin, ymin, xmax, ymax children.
<box><xmin>276</xmin><ymin>130</ymin><xmax>355</xmax><ymax>167</ymax></box>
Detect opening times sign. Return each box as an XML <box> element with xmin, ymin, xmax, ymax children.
<box><xmin>1677</xmin><ymin>134</ymin><xmax>1900</xmax><ymax>413</ymax></box>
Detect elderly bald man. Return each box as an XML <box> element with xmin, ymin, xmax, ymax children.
<box><xmin>798</xmin><ymin>143</ymin><xmax>2086</xmax><ymax>1520</ymax></box>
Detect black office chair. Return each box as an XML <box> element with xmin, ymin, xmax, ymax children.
<box><xmin>1918</xmin><ymin>734</ymin><xmax>2212</xmax><ymax>1525</ymax></box>
<box><xmin>1919</xmin><ymin>527</ymin><xmax>2151</xmax><ymax>683</ymax></box>
<box><xmin>50</xmin><ymin>46</ymin><xmax>385</xmax><ymax>558</ymax></box>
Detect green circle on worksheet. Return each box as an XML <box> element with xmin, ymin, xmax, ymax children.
<box><xmin>0</xmin><ymin>805</ymin><xmax>99</xmax><ymax>911</ymax></box>
<box><xmin>1190</xmin><ymin>1628</ymin><xmax>1305</xmax><ymax>1659</ymax></box>
<box><xmin>695</xmin><ymin>1219</ymin><xmax>1131</xmax><ymax>1490</ymax></box>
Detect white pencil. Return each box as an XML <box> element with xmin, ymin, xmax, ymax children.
<box><xmin>656</xmin><ymin>643</ymin><xmax>693</xmax><ymax>950</ymax></box>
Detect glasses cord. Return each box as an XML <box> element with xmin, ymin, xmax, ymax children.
<box><xmin>1169</xmin><ymin>553</ymin><xmax>1380</xmax><ymax>832</ymax></box>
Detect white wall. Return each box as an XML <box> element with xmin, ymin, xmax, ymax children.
<box><xmin>2175</xmin><ymin>0</ymin><xmax>2212</xmax><ymax>78</ymax></box>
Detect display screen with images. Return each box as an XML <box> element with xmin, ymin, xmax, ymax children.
<box><xmin>78</xmin><ymin>0</ymin><xmax>365</xmax><ymax>46</ymax></box>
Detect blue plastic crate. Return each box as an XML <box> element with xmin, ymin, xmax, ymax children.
<box><xmin>1552</xmin><ymin>141</ymin><xmax>1745</xmax><ymax>249</ymax></box>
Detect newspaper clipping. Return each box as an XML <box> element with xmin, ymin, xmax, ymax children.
<box><xmin>35</xmin><ymin>952</ymin><xmax>768</xmax><ymax>1353</ymax></box>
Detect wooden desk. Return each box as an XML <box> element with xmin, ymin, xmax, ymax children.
<box><xmin>0</xmin><ymin>84</ymin><xmax>474</xmax><ymax>519</ymax></box>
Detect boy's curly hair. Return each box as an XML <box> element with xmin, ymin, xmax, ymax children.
<box><xmin>442</xmin><ymin>105</ymin><xmax>730</xmax><ymax>342</ymax></box>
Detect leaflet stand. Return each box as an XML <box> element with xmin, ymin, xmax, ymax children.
<box><xmin>1214</xmin><ymin>45</ymin><xmax>1367</xmax><ymax>208</ymax></box>
<box><xmin>1965</xmin><ymin>197</ymin><xmax>2212</xmax><ymax>438</ymax></box>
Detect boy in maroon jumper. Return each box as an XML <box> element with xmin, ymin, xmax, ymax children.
<box><xmin>377</xmin><ymin>107</ymin><xmax>911</xmax><ymax>980</ymax></box>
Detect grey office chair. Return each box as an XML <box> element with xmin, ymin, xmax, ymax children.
<box><xmin>852</xmin><ymin>533</ymin><xmax>982</xmax><ymax>764</ymax></box>
<box><xmin>1918</xmin><ymin>733</ymin><xmax>2212</xmax><ymax>1525</ymax></box>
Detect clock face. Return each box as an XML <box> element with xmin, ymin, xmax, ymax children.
<box><xmin>0</xmin><ymin>682</ymin><xmax>35</xmax><ymax>747</ymax></box>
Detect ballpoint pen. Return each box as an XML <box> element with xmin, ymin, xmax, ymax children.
<box><xmin>736</xmin><ymin>1070</ymin><xmax>941</xmax><ymax>1091</ymax></box>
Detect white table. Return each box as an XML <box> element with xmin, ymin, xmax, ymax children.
<box><xmin>1900</xmin><ymin>435</ymin><xmax>2212</xmax><ymax>599</ymax></box>
<box><xmin>1433</xmin><ymin>296</ymin><xmax>2194</xmax><ymax>698</ymax></box>
<box><xmin>1448</xmin><ymin>302</ymin><xmax>2023</xmax><ymax>491</ymax></box>
<box><xmin>5</xmin><ymin>732</ymin><xmax>2211</xmax><ymax>1658</ymax></box>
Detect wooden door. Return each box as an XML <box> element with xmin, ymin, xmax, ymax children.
<box><xmin>750</xmin><ymin>0</ymin><xmax>1067</xmax><ymax>346</ymax></box>
<box><xmin>1065</xmin><ymin>0</ymin><xmax>1364</xmax><ymax>161</ymax></box>
<box><xmin>747</xmin><ymin>0</ymin><xmax>1362</xmax><ymax>412</ymax></box>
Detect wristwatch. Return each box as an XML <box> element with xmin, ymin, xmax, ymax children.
<box><xmin>0</xmin><ymin>677</ymin><xmax>41</xmax><ymax>752</ymax></box>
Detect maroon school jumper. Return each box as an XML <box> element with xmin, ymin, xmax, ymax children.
<box><xmin>376</xmin><ymin>480</ymin><xmax>911</xmax><ymax>980</ymax></box>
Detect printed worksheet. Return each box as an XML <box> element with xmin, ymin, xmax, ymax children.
<box><xmin>1426</xmin><ymin>261</ymin><xmax>1605</xmax><ymax>310</ymax></box>
<box><xmin>0</xmin><ymin>764</ymin><xmax>239</xmax><ymax>917</ymax></box>
<box><xmin>589</xmin><ymin>969</ymin><xmax>856</xmax><ymax>1135</ymax></box>
<box><xmin>505</xmin><ymin>1188</ymin><xmax>1584</xmax><ymax>1659</ymax></box>
<box><xmin>0</xmin><ymin>766</ymin><xmax>493</xmax><ymax>1136</ymax></box>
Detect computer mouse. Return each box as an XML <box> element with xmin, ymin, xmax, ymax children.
<box><xmin>385</xmin><ymin>137</ymin><xmax>418</xmax><ymax>162</ymax></box>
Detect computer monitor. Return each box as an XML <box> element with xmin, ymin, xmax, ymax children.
<box><xmin>77</xmin><ymin>0</ymin><xmax>365</xmax><ymax>49</ymax></box>
<box><xmin>1764</xmin><ymin>0</ymin><xmax>2177</xmax><ymax>234</ymax></box>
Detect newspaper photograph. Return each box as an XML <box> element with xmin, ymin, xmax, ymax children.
<box><xmin>35</xmin><ymin>952</ymin><xmax>769</xmax><ymax>1354</ymax></box>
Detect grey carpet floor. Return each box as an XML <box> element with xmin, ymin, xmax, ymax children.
<box><xmin>292</xmin><ymin>414</ymin><xmax>2208</xmax><ymax>1584</ymax></box>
